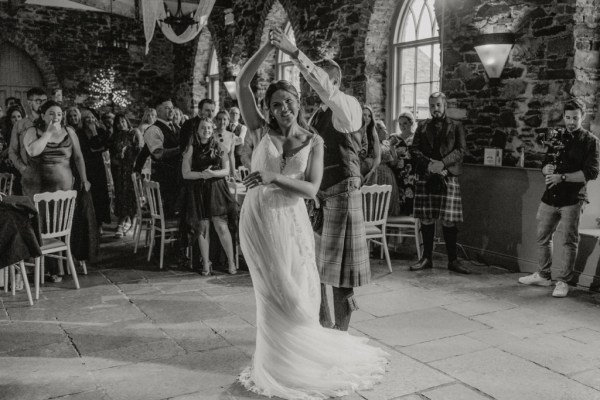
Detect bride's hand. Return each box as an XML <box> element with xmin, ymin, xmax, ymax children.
<box><xmin>243</xmin><ymin>170</ymin><xmax>277</xmax><ymax>188</ymax></box>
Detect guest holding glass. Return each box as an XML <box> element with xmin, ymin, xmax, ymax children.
<box><xmin>390</xmin><ymin>111</ymin><xmax>417</xmax><ymax>215</ymax></box>
<box><xmin>181</xmin><ymin>116</ymin><xmax>237</xmax><ymax>276</ymax></box>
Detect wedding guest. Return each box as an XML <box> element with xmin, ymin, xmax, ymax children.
<box><xmin>65</xmin><ymin>106</ymin><xmax>83</xmax><ymax>131</ymax></box>
<box><xmin>359</xmin><ymin>105</ymin><xmax>380</xmax><ymax>185</ymax></box>
<box><xmin>110</xmin><ymin>114</ymin><xmax>142</xmax><ymax>238</ymax></box>
<box><xmin>136</xmin><ymin>108</ymin><xmax>157</xmax><ymax>178</ymax></box>
<box><xmin>0</xmin><ymin>105</ymin><xmax>27</xmax><ymax>194</ymax></box>
<box><xmin>390</xmin><ymin>112</ymin><xmax>417</xmax><ymax>215</ymax></box>
<box><xmin>214</xmin><ymin>110</ymin><xmax>236</xmax><ymax>177</ymax></box>
<box><xmin>77</xmin><ymin>109</ymin><xmax>111</xmax><ymax>231</ymax></box>
<box><xmin>228</xmin><ymin>106</ymin><xmax>247</xmax><ymax>167</ymax></box>
<box><xmin>181</xmin><ymin>116</ymin><xmax>237</xmax><ymax>275</ymax></box>
<box><xmin>372</xmin><ymin>120</ymin><xmax>401</xmax><ymax>216</ymax></box>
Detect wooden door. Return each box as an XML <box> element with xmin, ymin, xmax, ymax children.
<box><xmin>0</xmin><ymin>42</ymin><xmax>44</xmax><ymax>114</ymax></box>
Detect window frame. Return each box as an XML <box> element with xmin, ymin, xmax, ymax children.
<box><xmin>387</xmin><ymin>0</ymin><xmax>441</xmax><ymax>129</ymax></box>
<box><xmin>208</xmin><ymin>47</ymin><xmax>220</xmax><ymax>109</ymax></box>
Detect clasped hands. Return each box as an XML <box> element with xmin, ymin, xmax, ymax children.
<box><xmin>268</xmin><ymin>27</ymin><xmax>297</xmax><ymax>56</ymax></box>
<box><xmin>428</xmin><ymin>160</ymin><xmax>447</xmax><ymax>176</ymax></box>
<box><xmin>243</xmin><ymin>170</ymin><xmax>277</xmax><ymax>189</ymax></box>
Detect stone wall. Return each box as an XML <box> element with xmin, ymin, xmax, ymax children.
<box><xmin>435</xmin><ymin>0</ymin><xmax>598</xmax><ymax>168</ymax></box>
<box><xmin>0</xmin><ymin>3</ymin><xmax>175</xmax><ymax>121</ymax></box>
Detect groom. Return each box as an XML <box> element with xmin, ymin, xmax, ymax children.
<box><xmin>270</xmin><ymin>29</ymin><xmax>370</xmax><ymax>331</ymax></box>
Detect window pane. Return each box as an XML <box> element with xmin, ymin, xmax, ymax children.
<box><xmin>401</xmin><ymin>11</ymin><xmax>416</xmax><ymax>42</ymax></box>
<box><xmin>417</xmin><ymin>5</ymin><xmax>433</xmax><ymax>40</ymax></box>
<box><xmin>415</xmin><ymin>82</ymin><xmax>431</xmax><ymax>120</ymax></box>
<box><xmin>416</xmin><ymin>45</ymin><xmax>432</xmax><ymax>83</ymax></box>
<box><xmin>399</xmin><ymin>84</ymin><xmax>415</xmax><ymax>117</ymax></box>
<box><xmin>411</xmin><ymin>0</ymin><xmax>425</xmax><ymax>16</ymax></box>
<box><xmin>432</xmin><ymin>43</ymin><xmax>441</xmax><ymax>79</ymax></box>
<box><xmin>209</xmin><ymin>49</ymin><xmax>218</xmax><ymax>74</ymax></box>
<box><xmin>401</xmin><ymin>47</ymin><xmax>416</xmax><ymax>85</ymax></box>
<box><xmin>431</xmin><ymin>80</ymin><xmax>440</xmax><ymax>95</ymax></box>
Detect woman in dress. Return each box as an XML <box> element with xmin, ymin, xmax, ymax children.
<box><xmin>214</xmin><ymin>110</ymin><xmax>236</xmax><ymax>177</ymax></box>
<box><xmin>236</xmin><ymin>40</ymin><xmax>387</xmax><ymax>400</ymax></box>
<box><xmin>22</xmin><ymin>100</ymin><xmax>90</xmax><ymax>196</ymax></box>
<box><xmin>0</xmin><ymin>104</ymin><xmax>27</xmax><ymax>194</ymax></box>
<box><xmin>359</xmin><ymin>105</ymin><xmax>381</xmax><ymax>185</ymax></box>
<box><xmin>390</xmin><ymin>112</ymin><xmax>417</xmax><ymax>215</ymax></box>
<box><xmin>181</xmin><ymin>116</ymin><xmax>238</xmax><ymax>276</ymax></box>
<box><xmin>371</xmin><ymin>119</ymin><xmax>402</xmax><ymax>216</ymax></box>
<box><xmin>77</xmin><ymin>109</ymin><xmax>111</xmax><ymax>232</ymax></box>
<box><xmin>110</xmin><ymin>114</ymin><xmax>142</xmax><ymax>238</ymax></box>
<box><xmin>136</xmin><ymin>108</ymin><xmax>157</xmax><ymax>178</ymax></box>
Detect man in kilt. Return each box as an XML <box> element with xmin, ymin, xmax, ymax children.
<box><xmin>409</xmin><ymin>92</ymin><xmax>471</xmax><ymax>274</ymax></box>
<box><xmin>270</xmin><ymin>27</ymin><xmax>370</xmax><ymax>331</ymax></box>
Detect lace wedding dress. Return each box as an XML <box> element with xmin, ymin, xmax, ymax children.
<box><xmin>238</xmin><ymin>129</ymin><xmax>388</xmax><ymax>400</ymax></box>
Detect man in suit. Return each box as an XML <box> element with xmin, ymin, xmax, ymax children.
<box><xmin>409</xmin><ymin>91</ymin><xmax>471</xmax><ymax>274</ymax></box>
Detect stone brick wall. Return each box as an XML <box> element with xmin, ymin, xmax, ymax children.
<box><xmin>435</xmin><ymin>0</ymin><xmax>597</xmax><ymax>168</ymax></box>
<box><xmin>0</xmin><ymin>3</ymin><xmax>175</xmax><ymax>121</ymax></box>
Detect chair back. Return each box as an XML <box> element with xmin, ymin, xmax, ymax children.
<box><xmin>144</xmin><ymin>180</ymin><xmax>164</xmax><ymax>222</ymax></box>
<box><xmin>361</xmin><ymin>184</ymin><xmax>392</xmax><ymax>227</ymax></box>
<box><xmin>0</xmin><ymin>172</ymin><xmax>14</xmax><ymax>196</ymax></box>
<box><xmin>33</xmin><ymin>190</ymin><xmax>78</xmax><ymax>239</ymax></box>
<box><xmin>132</xmin><ymin>172</ymin><xmax>147</xmax><ymax>212</ymax></box>
<box><xmin>236</xmin><ymin>166</ymin><xmax>250</xmax><ymax>182</ymax></box>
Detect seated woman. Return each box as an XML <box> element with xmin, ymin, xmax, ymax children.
<box><xmin>181</xmin><ymin>116</ymin><xmax>237</xmax><ymax>276</ymax></box>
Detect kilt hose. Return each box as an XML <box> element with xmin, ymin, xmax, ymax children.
<box><xmin>413</xmin><ymin>176</ymin><xmax>463</xmax><ymax>222</ymax></box>
<box><xmin>315</xmin><ymin>177</ymin><xmax>371</xmax><ymax>288</ymax></box>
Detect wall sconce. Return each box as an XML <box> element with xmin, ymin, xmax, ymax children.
<box><xmin>473</xmin><ymin>33</ymin><xmax>515</xmax><ymax>82</ymax></box>
<box><xmin>223</xmin><ymin>80</ymin><xmax>237</xmax><ymax>100</ymax></box>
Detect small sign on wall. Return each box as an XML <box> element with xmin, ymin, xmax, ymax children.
<box><xmin>484</xmin><ymin>148</ymin><xmax>503</xmax><ymax>166</ymax></box>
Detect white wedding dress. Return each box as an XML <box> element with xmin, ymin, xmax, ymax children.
<box><xmin>238</xmin><ymin>130</ymin><xmax>388</xmax><ymax>400</ymax></box>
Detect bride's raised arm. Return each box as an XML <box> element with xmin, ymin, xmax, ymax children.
<box><xmin>236</xmin><ymin>42</ymin><xmax>274</xmax><ymax>131</ymax></box>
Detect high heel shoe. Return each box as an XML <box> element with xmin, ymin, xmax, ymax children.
<box><xmin>201</xmin><ymin>261</ymin><xmax>213</xmax><ymax>276</ymax></box>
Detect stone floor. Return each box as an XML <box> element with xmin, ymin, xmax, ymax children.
<box><xmin>2</xmin><ymin>231</ymin><xmax>600</xmax><ymax>400</ymax></box>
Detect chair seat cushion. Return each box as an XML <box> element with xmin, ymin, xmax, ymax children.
<box><xmin>387</xmin><ymin>215</ymin><xmax>416</xmax><ymax>224</ymax></box>
<box><xmin>41</xmin><ymin>237</ymin><xmax>67</xmax><ymax>251</ymax></box>
<box><xmin>365</xmin><ymin>226</ymin><xmax>382</xmax><ymax>237</ymax></box>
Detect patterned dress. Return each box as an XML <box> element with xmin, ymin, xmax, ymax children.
<box><xmin>110</xmin><ymin>128</ymin><xmax>140</xmax><ymax>219</ymax></box>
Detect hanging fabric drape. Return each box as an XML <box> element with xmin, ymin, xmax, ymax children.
<box><xmin>142</xmin><ymin>0</ymin><xmax>215</xmax><ymax>54</ymax></box>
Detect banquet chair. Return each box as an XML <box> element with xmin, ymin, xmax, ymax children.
<box><xmin>33</xmin><ymin>190</ymin><xmax>79</xmax><ymax>300</ymax></box>
<box><xmin>385</xmin><ymin>215</ymin><xmax>423</xmax><ymax>259</ymax></box>
<box><xmin>6</xmin><ymin>261</ymin><xmax>34</xmax><ymax>306</ymax></box>
<box><xmin>227</xmin><ymin>179</ymin><xmax>242</xmax><ymax>270</ymax></box>
<box><xmin>361</xmin><ymin>184</ymin><xmax>393</xmax><ymax>273</ymax></box>
<box><xmin>145</xmin><ymin>181</ymin><xmax>179</xmax><ymax>269</ymax></box>
<box><xmin>131</xmin><ymin>172</ymin><xmax>152</xmax><ymax>254</ymax></box>
<box><xmin>0</xmin><ymin>172</ymin><xmax>14</xmax><ymax>196</ymax></box>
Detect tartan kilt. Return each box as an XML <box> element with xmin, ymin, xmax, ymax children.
<box><xmin>414</xmin><ymin>176</ymin><xmax>463</xmax><ymax>222</ymax></box>
<box><xmin>315</xmin><ymin>178</ymin><xmax>371</xmax><ymax>288</ymax></box>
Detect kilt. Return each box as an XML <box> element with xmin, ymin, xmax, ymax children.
<box><xmin>414</xmin><ymin>176</ymin><xmax>463</xmax><ymax>222</ymax></box>
<box><xmin>315</xmin><ymin>177</ymin><xmax>371</xmax><ymax>288</ymax></box>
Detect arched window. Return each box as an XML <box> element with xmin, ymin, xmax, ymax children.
<box><xmin>389</xmin><ymin>0</ymin><xmax>441</xmax><ymax>122</ymax></box>
<box><xmin>208</xmin><ymin>48</ymin><xmax>219</xmax><ymax>108</ymax></box>
<box><xmin>276</xmin><ymin>23</ymin><xmax>300</xmax><ymax>93</ymax></box>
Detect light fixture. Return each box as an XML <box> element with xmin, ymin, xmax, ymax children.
<box><xmin>160</xmin><ymin>0</ymin><xmax>198</xmax><ymax>36</ymax></box>
<box><xmin>223</xmin><ymin>80</ymin><xmax>237</xmax><ymax>100</ymax></box>
<box><xmin>473</xmin><ymin>33</ymin><xmax>515</xmax><ymax>81</ymax></box>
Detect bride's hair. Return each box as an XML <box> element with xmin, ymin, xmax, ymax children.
<box><xmin>264</xmin><ymin>80</ymin><xmax>312</xmax><ymax>133</ymax></box>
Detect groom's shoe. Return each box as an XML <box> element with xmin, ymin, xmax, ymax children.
<box><xmin>448</xmin><ymin>259</ymin><xmax>471</xmax><ymax>275</ymax></box>
<box><xmin>410</xmin><ymin>257</ymin><xmax>432</xmax><ymax>271</ymax></box>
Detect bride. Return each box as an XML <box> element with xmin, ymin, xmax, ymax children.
<box><xmin>236</xmin><ymin>40</ymin><xmax>388</xmax><ymax>400</ymax></box>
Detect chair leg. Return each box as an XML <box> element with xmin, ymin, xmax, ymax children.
<box><xmin>41</xmin><ymin>256</ymin><xmax>45</xmax><ymax>284</ymax></box>
<box><xmin>382</xmin><ymin>235</ymin><xmax>393</xmax><ymax>273</ymax></box>
<box><xmin>415</xmin><ymin>221</ymin><xmax>423</xmax><ymax>260</ymax></box>
<box><xmin>80</xmin><ymin>261</ymin><xmax>87</xmax><ymax>275</ymax></box>
<box><xmin>3</xmin><ymin>268</ymin><xmax>7</xmax><ymax>293</ymax></box>
<box><xmin>58</xmin><ymin>253</ymin><xmax>65</xmax><ymax>276</ymax></box>
<box><xmin>134</xmin><ymin>219</ymin><xmax>142</xmax><ymax>254</ymax></box>
<box><xmin>35</xmin><ymin>258</ymin><xmax>40</xmax><ymax>300</ymax></box>
<box><xmin>147</xmin><ymin>226</ymin><xmax>155</xmax><ymax>262</ymax></box>
<box><xmin>159</xmin><ymin>230</ymin><xmax>165</xmax><ymax>270</ymax></box>
<box><xmin>10</xmin><ymin>264</ymin><xmax>15</xmax><ymax>296</ymax></box>
<box><xmin>65</xmin><ymin>245</ymin><xmax>80</xmax><ymax>290</ymax></box>
<box><xmin>19</xmin><ymin>261</ymin><xmax>33</xmax><ymax>306</ymax></box>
